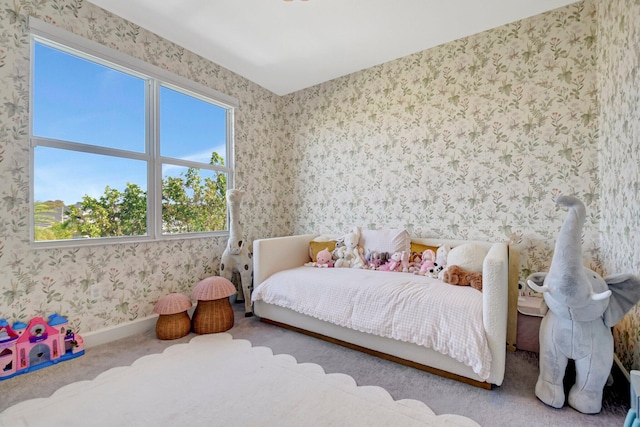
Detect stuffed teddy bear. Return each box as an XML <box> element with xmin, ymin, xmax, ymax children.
<box><xmin>334</xmin><ymin>227</ymin><xmax>366</xmax><ymax>268</ymax></box>
<box><xmin>304</xmin><ymin>248</ymin><xmax>334</xmax><ymax>268</ymax></box>
<box><xmin>443</xmin><ymin>265</ymin><xmax>483</xmax><ymax>291</ymax></box>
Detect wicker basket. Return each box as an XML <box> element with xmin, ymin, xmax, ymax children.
<box><xmin>155</xmin><ymin>311</ymin><xmax>191</xmax><ymax>340</ymax></box>
<box><xmin>192</xmin><ymin>298</ymin><xmax>234</xmax><ymax>334</ymax></box>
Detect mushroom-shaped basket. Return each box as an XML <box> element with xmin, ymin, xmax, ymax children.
<box><xmin>191</xmin><ymin>276</ymin><xmax>237</xmax><ymax>334</ymax></box>
<box><xmin>153</xmin><ymin>293</ymin><xmax>192</xmax><ymax>340</ymax></box>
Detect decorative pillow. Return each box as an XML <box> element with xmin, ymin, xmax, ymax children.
<box><xmin>410</xmin><ymin>241</ymin><xmax>439</xmax><ymax>255</ymax></box>
<box><xmin>309</xmin><ymin>239</ymin><xmax>337</xmax><ymax>262</ymax></box>
<box><xmin>446</xmin><ymin>243</ymin><xmax>488</xmax><ymax>273</ymax></box>
<box><xmin>359</xmin><ymin>228</ymin><xmax>411</xmax><ymax>255</ymax></box>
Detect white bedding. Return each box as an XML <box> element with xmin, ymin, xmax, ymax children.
<box><xmin>252</xmin><ymin>266</ymin><xmax>492</xmax><ymax>379</ymax></box>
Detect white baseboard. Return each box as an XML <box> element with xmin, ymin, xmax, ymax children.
<box><xmin>82</xmin><ymin>306</ymin><xmax>197</xmax><ymax>348</ymax></box>
<box><xmin>82</xmin><ymin>314</ymin><xmax>158</xmax><ymax>348</ymax></box>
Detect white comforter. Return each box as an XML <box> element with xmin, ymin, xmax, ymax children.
<box><xmin>252</xmin><ymin>266</ymin><xmax>492</xmax><ymax>379</ymax></box>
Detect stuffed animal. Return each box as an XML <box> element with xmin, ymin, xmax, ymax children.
<box><xmin>526</xmin><ymin>196</ymin><xmax>640</xmax><ymax>414</ymax></box>
<box><xmin>400</xmin><ymin>251</ymin><xmax>410</xmax><ymax>272</ymax></box>
<box><xmin>334</xmin><ymin>227</ymin><xmax>366</xmax><ymax>268</ymax></box>
<box><xmin>443</xmin><ymin>265</ymin><xmax>483</xmax><ymax>291</ymax></box>
<box><xmin>379</xmin><ymin>251</ymin><xmax>403</xmax><ymax>272</ymax></box>
<box><xmin>446</xmin><ymin>243</ymin><xmax>486</xmax><ymax>273</ymax></box>
<box><xmin>430</xmin><ymin>263</ymin><xmax>444</xmax><ymax>278</ymax></box>
<box><xmin>365</xmin><ymin>250</ymin><xmax>383</xmax><ymax>270</ymax></box>
<box><xmin>305</xmin><ymin>248</ymin><xmax>334</xmax><ymax>268</ymax></box>
<box><xmin>333</xmin><ymin>243</ymin><xmax>351</xmax><ymax>268</ymax></box>
<box><xmin>417</xmin><ymin>259</ymin><xmax>436</xmax><ymax>276</ymax></box>
<box><xmin>379</xmin><ymin>251</ymin><xmax>390</xmax><ymax>265</ymax></box>
<box><xmin>416</xmin><ymin>249</ymin><xmax>436</xmax><ymax>276</ymax></box>
<box><xmin>409</xmin><ymin>251</ymin><xmax>422</xmax><ymax>265</ymax></box>
<box><xmin>435</xmin><ymin>244</ymin><xmax>451</xmax><ymax>270</ymax></box>
<box><xmin>316</xmin><ymin>248</ymin><xmax>334</xmax><ymax>267</ymax></box>
<box><xmin>331</xmin><ymin>240</ymin><xmax>345</xmax><ymax>261</ymax></box>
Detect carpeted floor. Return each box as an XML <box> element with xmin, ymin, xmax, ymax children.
<box><xmin>2</xmin><ymin>333</ymin><xmax>479</xmax><ymax>426</ymax></box>
<box><xmin>1</xmin><ymin>304</ymin><xmax>629</xmax><ymax>426</ymax></box>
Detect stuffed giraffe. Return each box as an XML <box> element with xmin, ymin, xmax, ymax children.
<box><xmin>220</xmin><ymin>189</ymin><xmax>254</xmax><ymax>316</ymax></box>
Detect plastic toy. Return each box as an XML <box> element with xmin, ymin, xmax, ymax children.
<box><xmin>0</xmin><ymin>313</ymin><xmax>84</xmax><ymax>380</ymax></box>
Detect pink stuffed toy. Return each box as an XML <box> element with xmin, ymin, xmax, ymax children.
<box><xmin>305</xmin><ymin>248</ymin><xmax>334</xmax><ymax>268</ymax></box>
<box><xmin>416</xmin><ymin>249</ymin><xmax>436</xmax><ymax>276</ymax></box>
<box><xmin>316</xmin><ymin>248</ymin><xmax>334</xmax><ymax>268</ymax></box>
<box><xmin>365</xmin><ymin>250</ymin><xmax>383</xmax><ymax>270</ymax></box>
<box><xmin>379</xmin><ymin>251</ymin><xmax>403</xmax><ymax>272</ymax></box>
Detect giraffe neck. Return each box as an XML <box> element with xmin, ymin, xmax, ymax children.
<box><xmin>227</xmin><ymin>200</ymin><xmax>243</xmax><ymax>254</ymax></box>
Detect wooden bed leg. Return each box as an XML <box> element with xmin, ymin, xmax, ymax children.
<box><xmin>507</xmin><ymin>243</ymin><xmax>520</xmax><ymax>352</ymax></box>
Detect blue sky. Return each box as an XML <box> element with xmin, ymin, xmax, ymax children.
<box><xmin>33</xmin><ymin>41</ymin><xmax>227</xmax><ymax>206</ymax></box>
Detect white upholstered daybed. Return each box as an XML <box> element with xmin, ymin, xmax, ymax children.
<box><xmin>252</xmin><ymin>234</ymin><xmax>509</xmax><ymax>389</ymax></box>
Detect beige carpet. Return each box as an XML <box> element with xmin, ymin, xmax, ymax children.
<box><xmin>0</xmin><ymin>333</ymin><xmax>479</xmax><ymax>427</ymax></box>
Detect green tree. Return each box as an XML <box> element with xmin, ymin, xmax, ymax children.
<box><xmin>36</xmin><ymin>152</ymin><xmax>227</xmax><ymax>240</ymax></box>
<box><xmin>162</xmin><ymin>153</ymin><xmax>227</xmax><ymax>233</ymax></box>
<box><xmin>65</xmin><ymin>183</ymin><xmax>147</xmax><ymax>238</ymax></box>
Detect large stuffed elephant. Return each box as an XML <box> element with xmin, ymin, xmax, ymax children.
<box><xmin>527</xmin><ymin>195</ymin><xmax>640</xmax><ymax>414</ymax></box>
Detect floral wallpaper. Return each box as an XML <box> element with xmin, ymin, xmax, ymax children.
<box><xmin>0</xmin><ymin>0</ymin><xmax>639</xmax><ymax>374</ymax></box>
<box><xmin>598</xmin><ymin>0</ymin><xmax>640</xmax><ymax>373</ymax></box>
<box><xmin>285</xmin><ymin>2</ymin><xmax>600</xmax><ymax>285</ymax></box>
<box><xmin>0</xmin><ymin>0</ymin><xmax>291</xmax><ymax>333</ymax></box>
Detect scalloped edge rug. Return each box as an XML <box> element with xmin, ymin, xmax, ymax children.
<box><xmin>0</xmin><ymin>333</ymin><xmax>479</xmax><ymax>427</ymax></box>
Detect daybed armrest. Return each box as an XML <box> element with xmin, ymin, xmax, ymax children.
<box><xmin>482</xmin><ymin>242</ymin><xmax>509</xmax><ymax>385</ymax></box>
<box><xmin>253</xmin><ymin>234</ymin><xmax>319</xmax><ymax>287</ymax></box>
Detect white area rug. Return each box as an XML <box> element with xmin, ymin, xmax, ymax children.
<box><xmin>0</xmin><ymin>333</ymin><xmax>479</xmax><ymax>426</ymax></box>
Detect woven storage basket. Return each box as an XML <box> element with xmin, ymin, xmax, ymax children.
<box><xmin>192</xmin><ymin>298</ymin><xmax>234</xmax><ymax>334</ymax></box>
<box><xmin>155</xmin><ymin>311</ymin><xmax>191</xmax><ymax>340</ymax></box>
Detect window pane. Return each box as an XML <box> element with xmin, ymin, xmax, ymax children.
<box><xmin>162</xmin><ymin>164</ymin><xmax>227</xmax><ymax>234</ymax></box>
<box><xmin>30</xmin><ymin>27</ymin><xmax>234</xmax><ymax>245</ymax></box>
<box><xmin>34</xmin><ymin>147</ymin><xmax>148</xmax><ymax>241</ymax></box>
<box><xmin>33</xmin><ymin>42</ymin><xmax>146</xmax><ymax>152</ymax></box>
<box><xmin>159</xmin><ymin>85</ymin><xmax>227</xmax><ymax>166</ymax></box>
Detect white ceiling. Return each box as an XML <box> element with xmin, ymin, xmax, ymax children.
<box><xmin>87</xmin><ymin>0</ymin><xmax>578</xmax><ymax>96</ymax></box>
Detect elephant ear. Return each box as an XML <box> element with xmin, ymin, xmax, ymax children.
<box><xmin>603</xmin><ymin>274</ymin><xmax>640</xmax><ymax>327</ymax></box>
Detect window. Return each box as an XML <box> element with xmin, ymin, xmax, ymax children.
<box><xmin>29</xmin><ymin>19</ymin><xmax>238</xmax><ymax>246</ymax></box>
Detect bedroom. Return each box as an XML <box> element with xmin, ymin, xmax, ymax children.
<box><xmin>0</xmin><ymin>0</ymin><xmax>638</xmax><ymax>423</ymax></box>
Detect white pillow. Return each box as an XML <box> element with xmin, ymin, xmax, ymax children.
<box><xmin>446</xmin><ymin>243</ymin><xmax>488</xmax><ymax>273</ymax></box>
<box><xmin>359</xmin><ymin>228</ymin><xmax>411</xmax><ymax>254</ymax></box>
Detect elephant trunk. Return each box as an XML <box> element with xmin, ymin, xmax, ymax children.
<box><xmin>546</xmin><ymin>196</ymin><xmax>591</xmax><ymax>305</ymax></box>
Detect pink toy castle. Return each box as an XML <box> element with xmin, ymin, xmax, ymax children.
<box><xmin>0</xmin><ymin>313</ymin><xmax>84</xmax><ymax>380</ymax></box>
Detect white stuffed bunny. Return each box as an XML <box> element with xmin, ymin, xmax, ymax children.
<box><xmin>334</xmin><ymin>227</ymin><xmax>366</xmax><ymax>268</ymax></box>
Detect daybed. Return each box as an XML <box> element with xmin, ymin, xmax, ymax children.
<box><xmin>252</xmin><ymin>234</ymin><xmax>509</xmax><ymax>389</ymax></box>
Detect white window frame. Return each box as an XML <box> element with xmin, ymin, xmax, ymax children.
<box><xmin>29</xmin><ymin>18</ymin><xmax>238</xmax><ymax>248</ymax></box>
